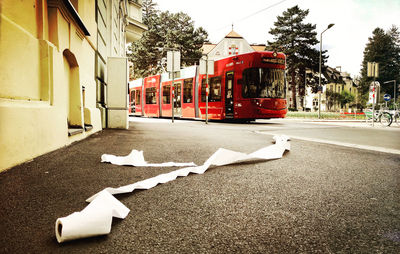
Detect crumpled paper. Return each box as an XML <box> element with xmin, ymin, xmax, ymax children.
<box><xmin>101</xmin><ymin>150</ymin><xmax>197</xmax><ymax>167</ymax></box>
<box><xmin>55</xmin><ymin>135</ymin><xmax>290</xmax><ymax>243</ymax></box>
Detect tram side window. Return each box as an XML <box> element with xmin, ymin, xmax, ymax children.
<box><xmin>201</xmin><ymin>79</ymin><xmax>206</xmax><ymax>102</ymax></box>
<box><xmin>130</xmin><ymin>90</ymin><xmax>135</xmax><ymax>106</ymax></box>
<box><xmin>210</xmin><ymin>76</ymin><xmax>222</xmax><ymax>102</ymax></box>
<box><xmin>145</xmin><ymin>87</ymin><xmax>157</xmax><ymax>104</ymax></box>
<box><xmin>163</xmin><ymin>85</ymin><xmax>171</xmax><ymax>104</ymax></box>
<box><xmin>183</xmin><ymin>78</ymin><xmax>193</xmax><ymax>103</ymax></box>
<box><xmin>201</xmin><ymin>76</ymin><xmax>222</xmax><ymax>102</ymax></box>
<box><xmin>135</xmin><ymin>90</ymin><xmax>141</xmax><ymax>105</ymax></box>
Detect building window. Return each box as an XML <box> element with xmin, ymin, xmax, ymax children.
<box><xmin>229</xmin><ymin>44</ymin><xmax>238</xmax><ymax>55</ymax></box>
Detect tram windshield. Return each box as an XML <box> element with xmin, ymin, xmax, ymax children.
<box><xmin>242</xmin><ymin>68</ymin><xmax>285</xmax><ymax>99</ymax></box>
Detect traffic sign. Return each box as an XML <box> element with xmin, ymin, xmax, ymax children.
<box><xmin>167</xmin><ymin>51</ymin><xmax>180</xmax><ymax>72</ymax></box>
<box><xmin>383</xmin><ymin>94</ymin><xmax>391</xmax><ymax>101</ymax></box>
<box><xmin>199</xmin><ymin>59</ymin><xmax>214</xmax><ymax>75</ymax></box>
<box><xmin>367</xmin><ymin>62</ymin><xmax>379</xmax><ymax>78</ymax></box>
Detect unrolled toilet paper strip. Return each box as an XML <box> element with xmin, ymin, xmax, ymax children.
<box><xmin>101</xmin><ymin>149</ymin><xmax>197</xmax><ymax>167</ymax></box>
<box><xmin>56</xmin><ymin>135</ymin><xmax>290</xmax><ymax>243</ymax></box>
<box><xmin>87</xmin><ymin>134</ymin><xmax>290</xmax><ymax>201</ymax></box>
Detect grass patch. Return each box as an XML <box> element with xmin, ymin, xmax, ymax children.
<box><xmin>286</xmin><ymin>111</ymin><xmax>366</xmax><ymax>120</ymax></box>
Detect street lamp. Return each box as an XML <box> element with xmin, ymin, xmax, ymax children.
<box><xmin>318</xmin><ymin>23</ymin><xmax>335</xmax><ymax>119</ymax></box>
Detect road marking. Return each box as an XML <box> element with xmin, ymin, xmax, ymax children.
<box><xmin>255</xmin><ymin>131</ymin><xmax>400</xmax><ymax>155</ymax></box>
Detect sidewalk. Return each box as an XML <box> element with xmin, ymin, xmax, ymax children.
<box><xmin>0</xmin><ymin>128</ymin><xmax>149</xmax><ymax>253</ymax></box>
<box><xmin>283</xmin><ymin>118</ymin><xmax>400</xmax><ymax>130</ymax></box>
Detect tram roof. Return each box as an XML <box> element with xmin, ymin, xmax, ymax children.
<box><xmin>160</xmin><ymin>65</ymin><xmax>197</xmax><ymax>82</ymax></box>
<box><xmin>129</xmin><ymin>78</ymin><xmax>143</xmax><ymax>88</ymax></box>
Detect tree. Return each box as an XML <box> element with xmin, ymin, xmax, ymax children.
<box><xmin>128</xmin><ymin>0</ymin><xmax>208</xmax><ymax>78</ymax></box>
<box><xmin>142</xmin><ymin>0</ymin><xmax>159</xmax><ymax>25</ymax></box>
<box><xmin>158</xmin><ymin>11</ymin><xmax>208</xmax><ymax>67</ymax></box>
<box><xmin>267</xmin><ymin>5</ymin><xmax>327</xmax><ymax>109</ymax></box>
<box><xmin>338</xmin><ymin>90</ymin><xmax>355</xmax><ymax>109</ymax></box>
<box><xmin>359</xmin><ymin>26</ymin><xmax>400</xmax><ymax>104</ymax></box>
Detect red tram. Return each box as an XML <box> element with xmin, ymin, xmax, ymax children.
<box><xmin>129</xmin><ymin>51</ymin><xmax>287</xmax><ymax>121</ymax></box>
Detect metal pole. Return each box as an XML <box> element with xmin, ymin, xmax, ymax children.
<box><xmin>304</xmin><ymin>69</ymin><xmax>307</xmax><ymax>110</ymax></box>
<box><xmin>372</xmin><ymin>74</ymin><xmax>375</xmax><ymax>127</ymax></box>
<box><xmin>172</xmin><ymin>53</ymin><xmax>175</xmax><ymax>123</ymax></box>
<box><xmin>206</xmin><ymin>55</ymin><xmax>209</xmax><ymax>124</ymax></box>
<box><xmin>386</xmin><ymin>80</ymin><xmax>397</xmax><ymax>103</ymax></box>
<box><xmin>318</xmin><ymin>33</ymin><xmax>322</xmax><ymax>119</ymax></box>
<box><xmin>318</xmin><ymin>24</ymin><xmax>334</xmax><ymax>119</ymax></box>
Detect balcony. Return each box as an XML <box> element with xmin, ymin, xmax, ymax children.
<box><xmin>126</xmin><ymin>0</ymin><xmax>147</xmax><ymax>43</ymax></box>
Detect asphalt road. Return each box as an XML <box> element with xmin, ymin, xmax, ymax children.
<box><xmin>0</xmin><ymin>118</ymin><xmax>399</xmax><ymax>253</ymax></box>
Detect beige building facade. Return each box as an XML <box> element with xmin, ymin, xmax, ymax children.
<box><xmin>0</xmin><ymin>0</ymin><xmax>146</xmax><ymax>172</ymax></box>
<box><xmin>304</xmin><ymin>68</ymin><xmax>359</xmax><ymax>112</ymax></box>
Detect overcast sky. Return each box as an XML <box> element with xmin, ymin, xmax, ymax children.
<box><xmin>155</xmin><ymin>0</ymin><xmax>400</xmax><ymax>77</ymax></box>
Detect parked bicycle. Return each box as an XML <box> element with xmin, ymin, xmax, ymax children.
<box><xmin>364</xmin><ymin>104</ymin><xmax>392</xmax><ymax>127</ymax></box>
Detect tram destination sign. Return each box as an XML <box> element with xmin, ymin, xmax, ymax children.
<box><xmin>261</xmin><ymin>57</ymin><xmax>285</xmax><ymax>65</ymax></box>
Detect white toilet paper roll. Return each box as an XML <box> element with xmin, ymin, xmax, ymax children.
<box><xmin>55</xmin><ymin>190</ymin><xmax>130</xmax><ymax>243</ymax></box>
<box><xmin>55</xmin><ymin>209</ymin><xmax>112</xmax><ymax>243</ymax></box>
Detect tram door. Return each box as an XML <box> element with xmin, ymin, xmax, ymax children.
<box><xmin>225</xmin><ymin>71</ymin><xmax>234</xmax><ymax>118</ymax></box>
<box><xmin>173</xmin><ymin>82</ymin><xmax>182</xmax><ymax>117</ymax></box>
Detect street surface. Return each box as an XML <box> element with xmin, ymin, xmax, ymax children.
<box><xmin>0</xmin><ymin>117</ymin><xmax>399</xmax><ymax>253</ymax></box>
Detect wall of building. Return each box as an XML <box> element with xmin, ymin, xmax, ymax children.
<box><xmin>207</xmin><ymin>33</ymin><xmax>255</xmax><ymax>60</ymax></box>
<box><xmin>0</xmin><ymin>0</ymin><xmax>101</xmax><ymax>172</ymax></box>
<box><xmin>126</xmin><ymin>0</ymin><xmax>147</xmax><ymax>43</ymax></box>
<box><xmin>95</xmin><ymin>0</ymin><xmax>132</xmax><ymax>129</ymax></box>
<box><xmin>0</xmin><ymin>0</ymin><xmax>146</xmax><ymax>171</ymax></box>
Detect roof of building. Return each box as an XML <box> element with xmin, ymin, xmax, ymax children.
<box><xmin>225</xmin><ymin>30</ymin><xmax>243</xmax><ymax>39</ymax></box>
<box><xmin>201</xmin><ymin>43</ymin><xmax>216</xmax><ymax>54</ymax></box>
<box><xmin>250</xmin><ymin>44</ymin><xmax>266</xmax><ymax>52</ymax></box>
<box><xmin>201</xmin><ymin>43</ymin><xmax>266</xmax><ymax>55</ymax></box>
<box><xmin>201</xmin><ymin>30</ymin><xmax>267</xmax><ymax>55</ymax></box>
<box><xmin>325</xmin><ymin>67</ymin><xmax>345</xmax><ymax>84</ymax></box>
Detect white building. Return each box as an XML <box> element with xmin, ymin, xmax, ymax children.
<box><xmin>202</xmin><ymin>29</ymin><xmax>265</xmax><ymax>59</ymax></box>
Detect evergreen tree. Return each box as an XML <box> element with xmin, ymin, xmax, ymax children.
<box><xmin>388</xmin><ymin>25</ymin><xmax>400</xmax><ymax>100</ymax></box>
<box><xmin>142</xmin><ymin>0</ymin><xmax>159</xmax><ymax>25</ymax></box>
<box><xmin>267</xmin><ymin>5</ymin><xmax>327</xmax><ymax>109</ymax></box>
<box><xmin>128</xmin><ymin>0</ymin><xmax>208</xmax><ymax>78</ymax></box>
<box><xmin>359</xmin><ymin>26</ymin><xmax>400</xmax><ymax>104</ymax></box>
